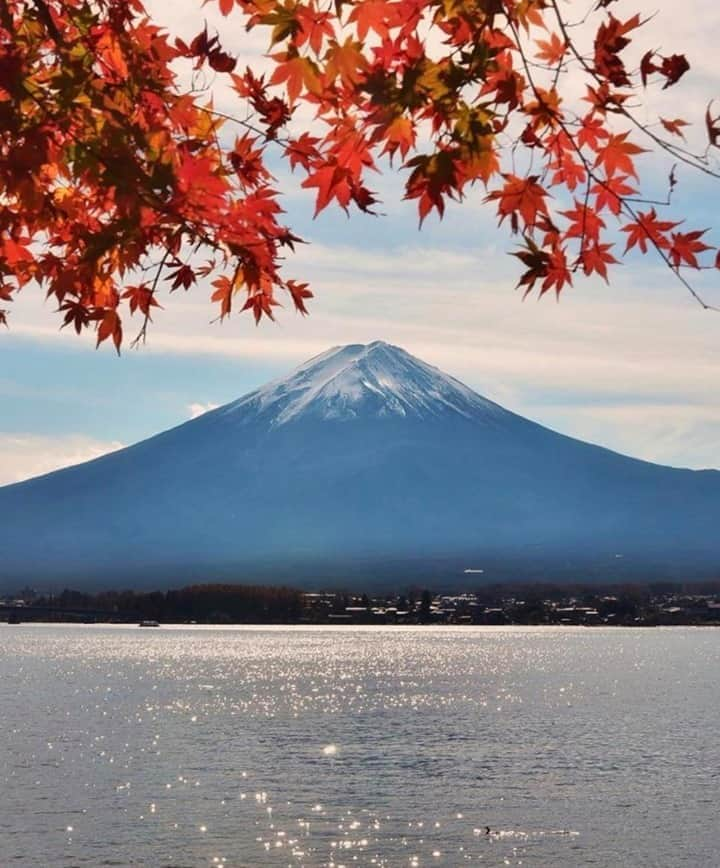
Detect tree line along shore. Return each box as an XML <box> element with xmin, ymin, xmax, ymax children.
<box><xmin>2</xmin><ymin>581</ymin><xmax>720</xmax><ymax>626</ymax></box>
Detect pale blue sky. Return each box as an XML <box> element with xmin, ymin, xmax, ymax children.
<box><xmin>1</xmin><ymin>0</ymin><xmax>719</xmax><ymax>482</ymax></box>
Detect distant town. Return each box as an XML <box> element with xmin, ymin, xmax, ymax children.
<box><xmin>3</xmin><ymin>580</ymin><xmax>720</xmax><ymax>626</ymax></box>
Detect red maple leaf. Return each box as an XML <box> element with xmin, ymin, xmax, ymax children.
<box><xmin>487</xmin><ymin>174</ymin><xmax>550</xmax><ymax>233</ymax></box>
<box><xmin>535</xmin><ymin>33</ymin><xmax>567</xmax><ymax>66</ymax></box>
<box><xmin>591</xmin><ymin>175</ymin><xmax>637</xmax><ymax>216</ymax></box>
<box><xmin>560</xmin><ymin>201</ymin><xmax>606</xmax><ymax>243</ymax></box>
<box><xmin>286</xmin><ymin>279</ymin><xmax>313</xmax><ymax>314</ymax></box>
<box><xmin>595</xmin><ymin>132</ymin><xmax>647</xmax><ymax>179</ymax></box>
<box><xmin>669</xmin><ymin>230</ymin><xmax>711</xmax><ymax>269</ymax></box>
<box><xmin>577</xmin><ymin>114</ymin><xmax>610</xmax><ymax>152</ymax></box>
<box><xmin>581</xmin><ymin>242</ymin><xmax>618</xmax><ymax>281</ymax></box>
<box><xmin>660</xmin><ymin>117</ymin><xmax>689</xmax><ymax>140</ymax></box>
<box><xmin>622</xmin><ymin>209</ymin><xmax>679</xmax><ymax>254</ymax></box>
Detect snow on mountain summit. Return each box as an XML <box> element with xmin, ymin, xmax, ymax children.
<box><xmin>223</xmin><ymin>341</ymin><xmax>505</xmax><ymax>426</ymax></box>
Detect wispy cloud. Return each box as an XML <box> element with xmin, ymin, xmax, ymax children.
<box><xmin>0</xmin><ymin>434</ymin><xmax>125</xmax><ymax>486</ymax></box>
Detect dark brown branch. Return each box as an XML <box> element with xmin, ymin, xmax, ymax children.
<box><xmin>131</xmin><ymin>247</ymin><xmax>172</xmax><ymax>348</ymax></box>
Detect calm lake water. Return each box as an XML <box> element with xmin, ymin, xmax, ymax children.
<box><xmin>1</xmin><ymin>625</ymin><xmax>718</xmax><ymax>867</ymax></box>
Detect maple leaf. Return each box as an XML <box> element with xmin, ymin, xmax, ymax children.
<box><xmin>640</xmin><ymin>50</ymin><xmax>658</xmax><ymax>88</ymax></box>
<box><xmin>577</xmin><ymin>114</ymin><xmax>610</xmax><ymax>152</ymax></box>
<box><xmin>404</xmin><ymin>151</ymin><xmax>462</xmax><ymax>224</ymax></box>
<box><xmin>325</xmin><ymin>38</ymin><xmax>368</xmax><ymax>86</ymax></box>
<box><xmin>285</xmin><ymin>133</ymin><xmax>321</xmax><ymax>172</ymax></box>
<box><xmin>480</xmin><ymin>66</ymin><xmax>525</xmax><ymax>111</ymax></box>
<box><xmin>641</xmin><ymin>50</ymin><xmax>689</xmax><ymax>90</ymax></box>
<box><xmin>513</xmin><ymin>239</ymin><xmax>550</xmax><ymax>296</ymax></box>
<box><xmin>706</xmin><ymin>102</ymin><xmax>720</xmax><ymax>148</ymax></box>
<box><xmin>241</xmin><ymin>290</ymin><xmax>280</xmax><ymax>323</ymax></box>
<box><xmin>302</xmin><ymin>164</ymin><xmax>353</xmax><ymax>215</ymax></box>
<box><xmin>512</xmin><ymin>238</ymin><xmax>572</xmax><ymax>298</ymax></box>
<box><xmin>659</xmin><ymin>54</ymin><xmax>689</xmax><ymax>89</ymax></box>
<box><xmin>581</xmin><ymin>242</ymin><xmax>618</xmax><ymax>281</ymax></box>
<box><xmin>286</xmin><ymin>279</ymin><xmax>313</xmax><ymax>314</ymax></box>
<box><xmin>187</xmin><ymin>26</ymin><xmax>219</xmax><ymax>62</ymax></box>
<box><xmin>660</xmin><ymin>117</ymin><xmax>689</xmax><ymax>140</ymax></box>
<box><xmin>551</xmin><ymin>157</ymin><xmax>586</xmax><ymax>192</ymax></box>
<box><xmin>295</xmin><ymin>4</ymin><xmax>334</xmax><ymax>54</ymax></box>
<box><xmin>595</xmin><ymin>132</ymin><xmax>646</xmax><ymax>179</ymax></box>
<box><xmin>591</xmin><ymin>174</ymin><xmax>637</xmax><ymax>216</ymax></box>
<box><xmin>487</xmin><ymin>174</ymin><xmax>550</xmax><ymax>233</ymax></box>
<box><xmin>378</xmin><ymin>115</ymin><xmax>415</xmax><ymax>161</ymax></box>
<box><xmin>583</xmin><ymin>81</ymin><xmax>632</xmax><ymax>113</ymax></box>
<box><xmin>175</xmin><ymin>153</ymin><xmax>229</xmax><ymax>205</ymax></box>
<box><xmin>560</xmin><ymin>201</ymin><xmax>605</xmax><ymax>243</ymax></box>
<box><xmin>208</xmin><ymin>49</ymin><xmax>236</xmax><ymax>73</ymax></box>
<box><xmin>514</xmin><ymin>0</ymin><xmax>545</xmax><ymax>31</ymax></box>
<box><xmin>593</xmin><ymin>13</ymin><xmax>641</xmax><ymax>86</ymax></box>
<box><xmin>2</xmin><ymin>237</ymin><xmax>33</xmax><ymax>269</ymax></box>
<box><xmin>211</xmin><ymin>275</ymin><xmax>234</xmax><ymax>319</ymax></box>
<box><xmin>535</xmin><ymin>33</ymin><xmax>567</xmax><ymax>66</ymax></box>
<box><xmin>165</xmin><ymin>265</ymin><xmax>197</xmax><ymax>292</ymax></box>
<box><xmin>259</xmin><ymin>4</ymin><xmax>301</xmax><ymax>46</ymax></box>
<box><xmin>230</xmin><ymin>134</ymin><xmax>271</xmax><ymax>186</ymax></box>
<box><xmin>622</xmin><ymin>209</ymin><xmax>679</xmax><ymax>254</ymax></box>
<box><xmin>94</xmin><ymin>28</ymin><xmax>130</xmax><ymax>82</ymax></box>
<box><xmin>96</xmin><ymin>309</ymin><xmax>122</xmax><ymax>353</ymax></box>
<box><xmin>122</xmin><ymin>284</ymin><xmax>162</xmax><ymax>317</ymax></box>
<box><xmin>348</xmin><ymin>0</ymin><xmax>393</xmax><ymax>41</ymax></box>
<box><xmin>669</xmin><ymin>230</ymin><xmax>711</xmax><ymax>269</ymax></box>
<box><xmin>541</xmin><ymin>247</ymin><xmax>572</xmax><ymax>297</ymax></box>
<box><xmin>269</xmin><ymin>53</ymin><xmax>322</xmax><ymax>104</ymax></box>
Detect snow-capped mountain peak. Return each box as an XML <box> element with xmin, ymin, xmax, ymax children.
<box><xmin>223</xmin><ymin>341</ymin><xmax>504</xmax><ymax>425</ymax></box>
<box><xmin>3</xmin><ymin>340</ymin><xmax>719</xmax><ymax>590</ymax></box>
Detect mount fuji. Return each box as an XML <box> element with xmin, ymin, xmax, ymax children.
<box><xmin>1</xmin><ymin>341</ymin><xmax>718</xmax><ymax>590</ymax></box>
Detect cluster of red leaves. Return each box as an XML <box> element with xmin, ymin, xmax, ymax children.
<box><xmin>224</xmin><ymin>0</ymin><xmax>717</xmax><ymax>303</ymax></box>
<box><xmin>0</xmin><ymin>0</ymin><xmax>305</xmax><ymax>347</ymax></box>
<box><xmin>0</xmin><ymin>0</ymin><xmax>718</xmax><ymax>347</ymax></box>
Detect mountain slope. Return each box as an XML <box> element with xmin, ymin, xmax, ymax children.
<box><xmin>1</xmin><ymin>342</ymin><xmax>718</xmax><ymax>589</ymax></box>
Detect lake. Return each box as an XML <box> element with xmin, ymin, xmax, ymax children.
<box><xmin>1</xmin><ymin>624</ymin><xmax>718</xmax><ymax>866</ymax></box>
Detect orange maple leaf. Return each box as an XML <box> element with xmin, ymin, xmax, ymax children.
<box><xmin>595</xmin><ymin>132</ymin><xmax>647</xmax><ymax>179</ymax></box>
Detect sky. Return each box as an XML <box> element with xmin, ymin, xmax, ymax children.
<box><xmin>1</xmin><ymin>0</ymin><xmax>719</xmax><ymax>484</ymax></box>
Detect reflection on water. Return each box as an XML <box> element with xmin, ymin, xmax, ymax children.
<box><xmin>0</xmin><ymin>625</ymin><xmax>718</xmax><ymax>866</ymax></box>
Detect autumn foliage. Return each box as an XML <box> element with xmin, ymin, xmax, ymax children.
<box><xmin>0</xmin><ymin>0</ymin><xmax>718</xmax><ymax>349</ymax></box>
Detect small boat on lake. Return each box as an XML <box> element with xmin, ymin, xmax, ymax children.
<box><xmin>138</xmin><ymin>620</ymin><xmax>160</xmax><ymax>627</ymax></box>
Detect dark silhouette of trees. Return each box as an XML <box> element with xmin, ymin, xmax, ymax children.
<box><xmin>419</xmin><ymin>590</ymin><xmax>432</xmax><ymax>624</ymax></box>
<box><xmin>34</xmin><ymin>583</ymin><xmax>303</xmax><ymax>623</ymax></box>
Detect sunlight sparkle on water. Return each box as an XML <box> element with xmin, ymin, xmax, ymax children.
<box><xmin>2</xmin><ymin>624</ymin><xmax>718</xmax><ymax>867</ymax></box>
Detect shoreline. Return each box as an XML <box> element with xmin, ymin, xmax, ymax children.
<box><xmin>4</xmin><ymin>618</ymin><xmax>720</xmax><ymax>628</ymax></box>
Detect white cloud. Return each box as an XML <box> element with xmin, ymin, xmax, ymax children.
<box><xmin>0</xmin><ymin>434</ymin><xmax>125</xmax><ymax>486</ymax></box>
<box><xmin>188</xmin><ymin>401</ymin><xmax>219</xmax><ymax>418</ymax></box>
